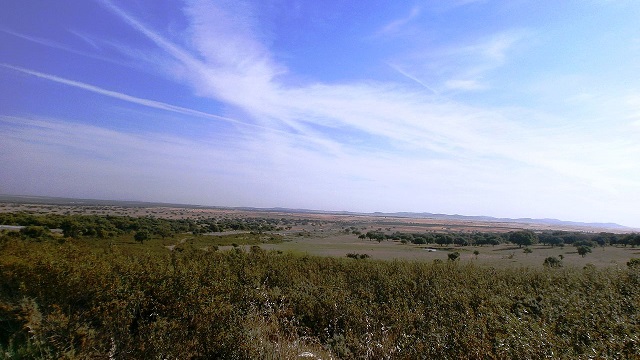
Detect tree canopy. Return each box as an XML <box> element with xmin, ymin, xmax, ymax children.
<box><xmin>509</xmin><ymin>230</ymin><xmax>538</xmax><ymax>248</ymax></box>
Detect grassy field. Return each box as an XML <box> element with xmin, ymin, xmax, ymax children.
<box><xmin>262</xmin><ymin>232</ymin><xmax>640</xmax><ymax>269</ymax></box>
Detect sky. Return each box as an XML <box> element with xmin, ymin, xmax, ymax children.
<box><xmin>1</xmin><ymin>0</ymin><xmax>640</xmax><ymax>227</ymax></box>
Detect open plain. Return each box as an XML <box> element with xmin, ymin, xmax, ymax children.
<box><xmin>1</xmin><ymin>198</ymin><xmax>637</xmax><ymax>269</ymax></box>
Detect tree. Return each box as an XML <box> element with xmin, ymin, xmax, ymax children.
<box><xmin>134</xmin><ymin>230</ymin><xmax>150</xmax><ymax>244</ymax></box>
<box><xmin>487</xmin><ymin>237</ymin><xmax>501</xmax><ymax>246</ymax></box>
<box><xmin>509</xmin><ymin>230</ymin><xmax>538</xmax><ymax>248</ymax></box>
<box><xmin>473</xmin><ymin>250</ymin><xmax>480</xmax><ymax>259</ymax></box>
<box><xmin>412</xmin><ymin>236</ymin><xmax>426</xmax><ymax>245</ymax></box>
<box><xmin>573</xmin><ymin>240</ymin><xmax>595</xmax><ymax>248</ymax></box>
<box><xmin>436</xmin><ymin>234</ymin><xmax>452</xmax><ymax>247</ymax></box>
<box><xmin>448</xmin><ymin>252</ymin><xmax>460</xmax><ymax>261</ymax></box>
<box><xmin>61</xmin><ymin>219</ymin><xmax>82</xmax><ymax>238</ymax></box>
<box><xmin>453</xmin><ymin>237</ymin><xmax>469</xmax><ymax>246</ymax></box>
<box><xmin>365</xmin><ymin>231</ymin><xmax>384</xmax><ymax>242</ymax></box>
<box><xmin>577</xmin><ymin>245</ymin><xmax>592</xmax><ymax>257</ymax></box>
<box><xmin>523</xmin><ymin>247</ymin><xmax>532</xmax><ymax>255</ymax></box>
<box><xmin>624</xmin><ymin>233</ymin><xmax>640</xmax><ymax>247</ymax></box>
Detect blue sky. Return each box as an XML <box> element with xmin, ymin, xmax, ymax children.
<box><xmin>1</xmin><ymin>0</ymin><xmax>640</xmax><ymax>227</ymax></box>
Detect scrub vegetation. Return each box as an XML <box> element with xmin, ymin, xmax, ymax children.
<box><xmin>1</xmin><ymin>212</ymin><xmax>639</xmax><ymax>359</ymax></box>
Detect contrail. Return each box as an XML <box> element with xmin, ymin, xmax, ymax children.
<box><xmin>388</xmin><ymin>63</ymin><xmax>440</xmax><ymax>96</ymax></box>
<box><xmin>1</xmin><ymin>63</ymin><xmax>339</xmax><ymax>149</ymax></box>
<box><xmin>1</xmin><ymin>63</ymin><xmax>250</xmax><ymax>126</ymax></box>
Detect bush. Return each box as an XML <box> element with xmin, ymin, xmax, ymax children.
<box><xmin>346</xmin><ymin>253</ymin><xmax>369</xmax><ymax>260</ymax></box>
<box><xmin>627</xmin><ymin>258</ymin><xmax>640</xmax><ymax>268</ymax></box>
<box><xmin>19</xmin><ymin>226</ymin><xmax>51</xmax><ymax>240</ymax></box>
<box><xmin>543</xmin><ymin>256</ymin><xmax>562</xmax><ymax>268</ymax></box>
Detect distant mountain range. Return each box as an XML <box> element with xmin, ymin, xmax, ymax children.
<box><xmin>0</xmin><ymin>194</ymin><xmax>631</xmax><ymax>231</ymax></box>
<box><xmin>373</xmin><ymin>212</ymin><xmax>629</xmax><ymax>230</ymax></box>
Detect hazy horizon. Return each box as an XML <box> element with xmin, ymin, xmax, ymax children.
<box><xmin>2</xmin><ymin>1</ymin><xmax>640</xmax><ymax>228</ymax></box>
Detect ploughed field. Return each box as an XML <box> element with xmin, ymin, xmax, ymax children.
<box><xmin>1</xmin><ymin>202</ymin><xmax>639</xmax><ymax>358</ymax></box>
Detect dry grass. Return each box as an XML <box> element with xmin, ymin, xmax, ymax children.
<box><xmin>261</xmin><ymin>231</ymin><xmax>638</xmax><ymax>269</ymax></box>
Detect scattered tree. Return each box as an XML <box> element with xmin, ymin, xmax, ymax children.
<box><xmin>577</xmin><ymin>245</ymin><xmax>592</xmax><ymax>258</ymax></box>
<box><xmin>134</xmin><ymin>230</ymin><xmax>150</xmax><ymax>244</ymax></box>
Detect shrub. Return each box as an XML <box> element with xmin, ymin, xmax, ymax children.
<box><xmin>543</xmin><ymin>256</ymin><xmax>562</xmax><ymax>268</ymax></box>
<box><xmin>20</xmin><ymin>226</ymin><xmax>51</xmax><ymax>240</ymax></box>
<box><xmin>627</xmin><ymin>258</ymin><xmax>640</xmax><ymax>268</ymax></box>
<box><xmin>346</xmin><ymin>253</ymin><xmax>369</xmax><ymax>260</ymax></box>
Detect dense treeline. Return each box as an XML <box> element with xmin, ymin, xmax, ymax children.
<box><xmin>4</xmin><ymin>212</ymin><xmax>638</xmax><ymax>247</ymax></box>
<box><xmin>0</xmin><ymin>212</ymin><xmax>305</xmax><ymax>239</ymax></box>
<box><xmin>356</xmin><ymin>228</ymin><xmax>640</xmax><ymax>248</ymax></box>
<box><xmin>1</xmin><ymin>233</ymin><xmax>640</xmax><ymax>358</ymax></box>
<box><xmin>0</xmin><ymin>212</ymin><xmax>197</xmax><ymax>238</ymax></box>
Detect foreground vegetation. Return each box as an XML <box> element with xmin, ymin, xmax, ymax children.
<box><xmin>1</xmin><ymin>241</ymin><xmax>639</xmax><ymax>358</ymax></box>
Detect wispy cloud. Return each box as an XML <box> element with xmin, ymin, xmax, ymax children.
<box><xmin>444</xmin><ymin>79</ymin><xmax>487</xmax><ymax>91</ymax></box>
<box><xmin>390</xmin><ymin>30</ymin><xmax>530</xmax><ymax>93</ymax></box>
<box><xmin>85</xmin><ymin>1</ymin><xmax>640</xmax><ymax>188</ymax></box>
<box><xmin>458</xmin><ymin>31</ymin><xmax>526</xmax><ymax>63</ymax></box>
<box><xmin>92</xmin><ymin>1</ymin><xmax>640</xmax><ymax>199</ymax></box>
<box><xmin>375</xmin><ymin>6</ymin><xmax>421</xmax><ymax>36</ymax></box>
<box><xmin>442</xmin><ymin>31</ymin><xmax>529</xmax><ymax>91</ymax></box>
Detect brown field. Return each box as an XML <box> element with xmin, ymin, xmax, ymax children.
<box><xmin>0</xmin><ymin>201</ymin><xmax>629</xmax><ymax>233</ymax></box>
